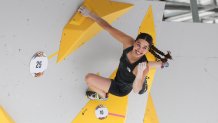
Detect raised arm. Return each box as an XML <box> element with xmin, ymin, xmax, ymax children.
<box><xmin>78</xmin><ymin>6</ymin><xmax>134</xmax><ymax>49</ymax></box>
<box><xmin>147</xmin><ymin>61</ymin><xmax>162</xmax><ymax>69</ymax></box>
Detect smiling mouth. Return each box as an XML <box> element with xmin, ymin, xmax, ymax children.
<box><xmin>135</xmin><ymin>50</ymin><xmax>142</xmax><ymax>55</ymax></box>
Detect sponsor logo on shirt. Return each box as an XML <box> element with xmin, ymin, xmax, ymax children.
<box><xmin>127</xmin><ymin>67</ymin><xmax>131</xmax><ymax>72</ymax></box>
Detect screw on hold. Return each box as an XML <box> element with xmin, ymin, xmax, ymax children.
<box><xmin>82</xmin><ymin>108</ymin><xmax>87</xmax><ymax>115</ymax></box>
<box><xmin>146</xmin><ymin>76</ymin><xmax>150</xmax><ymax>80</ymax></box>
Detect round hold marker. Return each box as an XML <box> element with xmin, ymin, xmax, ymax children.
<box><xmin>30</xmin><ymin>51</ymin><xmax>48</xmax><ymax>77</ymax></box>
<box><xmin>95</xmin><ymin>104</ymin><xmax>108</xmax><ymax>120</ymax></box>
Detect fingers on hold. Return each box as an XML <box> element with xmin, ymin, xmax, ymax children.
<box><xmin>79</xmin><ymin>6</ymin><xmax>83</xmax><ymax>9</ymax></box>
<box><xmin>78</xmin><ymin>8</ymin><xmax>82</xmax><ymax>12</ymax></box>
<box><xmin>78</xmin><ymin>6</ymin><xmax>85</xmax><ymax>12</ymax></box>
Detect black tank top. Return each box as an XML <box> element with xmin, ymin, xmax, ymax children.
<box><xmin>114</xmin><ymin>46</ymin><xmax>148</xmax><ymax>91</ymax></box>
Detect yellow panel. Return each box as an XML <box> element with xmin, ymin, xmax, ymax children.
<box><xmin>138</xmin><ymin>6</ymin><xmax>156</xmax><ymax>43</ymax></box>
<box><xmin>0</xmin><ymin>106</ymin><xmax>15</xmax><ymax>123</ymax></box>
<box><xmin>139</xmin><ymin>5</ymin><xmax>159</xmax><ymax>123</ymax></box>
<box><xmin>57</xmin><ymin>0</ymin><xmax>133</xmax><ymax>63</ymax></box>
<box><xmin>72</xmin><ymin>69</ymin><xmax>129</xmax><ymax>123</ymax></box>
<box><xmin>139</xmin><ymin>5</ymin><xmax>156</xmax><ymax>61</ymax></box>
<box><xmin>144</xmin><ymin>94</ymin><xmax>159</xmax><ymax>123</ymax></box>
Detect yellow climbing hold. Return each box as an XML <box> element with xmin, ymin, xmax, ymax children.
<box><xmin>57</xmin><ymin>0</ymin><xmax>133</xmax><ymax>63</ymax></box>
<box><xmin>0</xmin><ymin>106</ymin><xmax>15</xmax><ymax>123</ymax></box>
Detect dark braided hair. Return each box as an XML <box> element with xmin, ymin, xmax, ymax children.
<box><xmin>136</xmin><ymin>33</ymin><xmax>172</xmax><ymax>63</ymax></box>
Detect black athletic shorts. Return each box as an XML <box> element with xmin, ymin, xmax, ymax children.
<box><xmin>108</xmin><ymin>79</ymin><xmax>132</xmax><ymax>97</ymax></box>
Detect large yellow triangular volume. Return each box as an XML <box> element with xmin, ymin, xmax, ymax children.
<box><xmin>139</xmin><ymin>5</ymin><xmax>156</xmax><ymax>93</ymax></box>
<box><xmin>139</xmin><ymin>5</ymin><xmax>159</xmax><ymax>123</ymax></box>
<box><xmin>72</xmin><ymin>69</ymin><xmax>129</xmax><ymax>123</ymax></box>
<box><xmin>57</xmin><ymin>0</ymin><xmax>133</xmax><ymax>63</ymax></box>
<box><xmin>0</xmin><ymin>106</ymin><xmax>15</xmax><ymax>123</ymax></box>
<box><xmin>144</xmin><ymin>94</ymin><xmax>159</xmax><ymax>123</ymax></box>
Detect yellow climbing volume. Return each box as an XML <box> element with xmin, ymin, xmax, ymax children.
<box><xmin>57</xmin><ymin>0</ymin><xmax>133</xmax><ymax>63</ymax></box>
<box><xmin>0</xmin><ymin>106</ymin><xmax>15</xmax><ymax>123</ymax></box>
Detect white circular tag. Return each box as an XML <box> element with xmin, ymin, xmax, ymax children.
<box><xmin>95</xmin><ymin>105</ymin><xmax>108</xmax><ymax>120</ymax></box>
<box><xmin>30</xmin><ymin>51</ymin><xmax>48</xmax><ymax>77</ymax></box>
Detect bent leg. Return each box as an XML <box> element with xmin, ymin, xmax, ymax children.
<box><xmin>85</xmin><ymin>73</ymin><xmax>111</xmax><ymax>94</ymax></box>
<box><xmin>88</xmin><ymin>85</ymin><xmax>107</xmax><ymax>98</ymax></box>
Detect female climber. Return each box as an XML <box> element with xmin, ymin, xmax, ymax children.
<box><xmin>78</xmin><ymin>6</ymin><xmax>172</xmax><ymax>100</ymax></box>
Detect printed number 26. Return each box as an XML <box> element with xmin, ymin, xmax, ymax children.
<box><xmin>36</xmin><ymin>61</ymin><xmax>42</xmax><ymax>68</ymax></box>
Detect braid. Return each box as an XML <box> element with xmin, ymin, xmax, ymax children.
<box><xmin>150</xmin><ymin>45</ymin><xmax>165</xmax><ymax>56</ymax></box>
<box><xmin>149</xmin><ymin>48</ymin><xmax>163</xmax><ymax>61</ymax></box>
<box><xmin>149</xmin><ymin>45</ymin><xmax>172</xmax><ymax>63</ymax></box>
<box><xmin>165</xmin><ymin>51</ymin><xmax>172</xmax><ymax>60</ymax></box>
